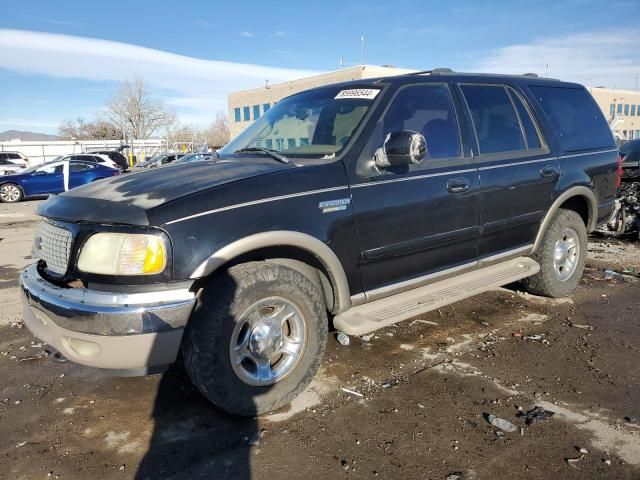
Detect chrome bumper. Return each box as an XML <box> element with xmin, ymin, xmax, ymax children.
<box><xmin>19</xmin><ymin>264</ymin><xmax>195</xmax><ymax>370</ymax></box>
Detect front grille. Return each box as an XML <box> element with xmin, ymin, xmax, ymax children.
<box><xmin>33</xmin><ymin>221</ymin><xmax>73</xmax><ymax>275</ymax></box>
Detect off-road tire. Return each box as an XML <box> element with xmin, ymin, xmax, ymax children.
<box><xmin>0</xmin><ymin>183</ymin><xmax>23</xmax><ymax>203</ymax></box>
<box><xmin>522</xmin><ymin>208</ymin><xmax>587</xmax><ymax>297</ymax></box>
<box><xmin>182</xmin><ymin>261</ymin><xmax>328</xmax><ymax>416</ymax></box>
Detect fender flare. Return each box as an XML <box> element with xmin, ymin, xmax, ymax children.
<box><xmin>189</xmin><ymin>231</ymin><xmax>351</xmax><ymax>314</ymax></box>
<box><xmin>532</xmin><ymin>186</ymin><xmax>598</xmax><ymax>253</ymax></box>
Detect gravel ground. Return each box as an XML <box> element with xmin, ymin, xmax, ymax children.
<box><xmin>1</xmin><ymin>199</ymin><xmax>639</xmax><ymax>480</ymax></box>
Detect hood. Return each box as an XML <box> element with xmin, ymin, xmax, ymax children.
<box><xmin>36</xmin><ymin>159</ymin><xmax>292</xmax><ymax>225</ymax></box>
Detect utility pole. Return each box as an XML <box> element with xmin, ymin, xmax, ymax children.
<box><xmin>361</xmin><ymin>34</ymin><xmax>365</xmax><ymax>65</ymax></box>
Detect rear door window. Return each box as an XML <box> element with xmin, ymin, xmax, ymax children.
<box><xmin>380</xmin><ymin>84</ymin><xmax>462</xmax><ymax>160</ymax></box>
<box><xmin>530</xmin><ymin>86</ymin><xmax>614</xmax><ymax>151</ymax></box>
<box><xmin>70</xmin><ymin>162</ymin><xmax>92</xmax><ymax>172</ymax></box>
<box><xmin>461</xmin><ymin>85</ymin><xmax>526</xmax><ymax>155</ymax></box>
<box><xmin>507</xmin><ymin>88</ymin><xmax>542</xmax><ymax>149</ymax></box>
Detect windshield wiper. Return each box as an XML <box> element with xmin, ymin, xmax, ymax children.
<box><xmin>233</xmin><ymin>147</ymin><xmax>290</xmax><ymax>164</ymax></box>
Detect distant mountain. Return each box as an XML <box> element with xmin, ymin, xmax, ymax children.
<box><xmin>0</xmin><ymin>130</ymin><xmax>60</xmax><ymax>141</ymax></box>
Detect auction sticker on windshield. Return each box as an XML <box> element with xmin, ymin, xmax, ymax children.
<box><xmin>334</xmin><ymin>89</ymin><xmax>380</xmax><ymax>100</ymax></box>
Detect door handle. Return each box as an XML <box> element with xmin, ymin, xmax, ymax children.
<box><xmin>540</xmin><ymin>165</ymin><xmax>557</xmax><ymax>178</ymax></box>
<box><xmin>447</xmin><ymin>177</ymin><xmax>470</xmax><ymax>193</ymax></box>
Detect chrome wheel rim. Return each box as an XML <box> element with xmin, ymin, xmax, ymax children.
<box><xmin>553</xmin><ymin>227</ymin><xmax>580</xmax><ymax>281</ymax></box>
<box><xmin>230</xmin><ymin>296</ymin><xmax>306</xmax><ymax>386</ymax></box>
<box><xmin>0</xmin><ymin>185</ymin><xmax>20</xmax><ymax>202</ymax></box>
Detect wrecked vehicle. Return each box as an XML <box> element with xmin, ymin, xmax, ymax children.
<box><xmin>20</xmin><ymin>71</ymin><xmax>619</xmax><ymax>415</ymax></box>
<box><xmin>605</xmin><ymin>181</ymin><xmax>640</xmax><ymax>239</ymax></box>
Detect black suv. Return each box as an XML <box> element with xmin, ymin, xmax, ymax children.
<box><xmin>20</xmin><ymin>71</ymin><xmax>619</xmax><ymax>415</ymax></box>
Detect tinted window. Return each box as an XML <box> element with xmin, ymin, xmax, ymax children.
<box><xmin>507</xmin><ymin>88</ymin><xmax>542</xmax><ymax>149</ymax></box>
<box><xmin>7</xmin><ymin>153</ymin><xmax>21</xmax><ymax>159</ymax></box>
<box><xmin>530</xmin><ymin>86</ymin><xmax>614</xmax><ymax>151</ymax></box>
<box><xmin>0</xmin><ymin>154</ymin><xmax>6</xmax><ymax>160</ymax></box>
<box><xmin>381</xmin><ymin>84</ymin><xmax>461</xmax><ymax>160</ymax></box>
<box><xmin>0</xmin><ymin>158</ymin><xmax>10</xmax><ymax>165</ymax></box>
<box><xmin>70</xmin><ymin>162</ymin><xmax>92</xmax><ymax>172</ymax></box>
<box><xmin>461</xmin><ymin>85</ymin><xmax>525</xmax><ymax>154</ymax></box>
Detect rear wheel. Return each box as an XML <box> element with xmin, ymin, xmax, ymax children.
<box><xmin>0</xmin><ymin>183</ymin><xmax>23</xmax><ymax>203</ymax></box>
<box><xmin>182</xmin><ymin>261</ymin><xmax>328</xmax><ymax>415</ymax></box>
<box><xmin>522</xmin><ymin>208</ymin><xmax>587</xmax><ymax>297</ymax></box>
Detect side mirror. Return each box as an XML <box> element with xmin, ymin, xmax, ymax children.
<box><xmin>374</xmin><ymin>131</ymin><xmax>426</xmax><ymax>169</ymax></box>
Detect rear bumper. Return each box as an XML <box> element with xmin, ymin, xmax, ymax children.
<box><xmin>20</xmin><ymin>264</ymin><xmax>195</xmax><ymax>371</ymax></box>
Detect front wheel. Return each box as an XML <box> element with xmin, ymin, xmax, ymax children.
<box><xmin>522</xmin><ymin>208</ymin><xmax>587</xmax><ymax>297</ymax></box>
<box><xmin>0</xmin><ymin>183</ymin><xmax>23</xmax><ymax>203</ymax></box>
<box><xmin>182</xmin><ymin>261</ymin><xmax>328</xmax><ymax>416</ymax></box>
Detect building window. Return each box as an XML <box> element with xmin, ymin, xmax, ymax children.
<box><xmin>263</xmin><ymin>103</ymin><xmax>271</xmax><ymax>113</ymax></box>
<box><xmin>633</xmin><ymin>105</ymin><xmax>638</xmax><ymax>116</ymax></box>
<box><xmin>624</xmin><ymin>104</ymin><xmax>630</xmax><ymax>115</ymax></box>
<box><xmin>243</xmin><ymin>106</ymin><xmax>250</xmax><ymax>121</ymax></box>
<box><xmin>636</xmin><ymin>130</ymin><xmax>640</xmax><ymax>138</ymax></box>
<box><xmin>617</xmin><ymin>104</ymin><xmax>623</xmax><ymax>114</ymax></box>
<box><xmin>287</xmin><ymin>138</ymin><xmax>296</xmax><ymax>149</ymax></box>
<box><xmin>275</xmin><ymin>138</ymin><xmax>284</xmax><ymax>150</ymax></box>
<box><xmin>299</xmin><ymin>138</ymin><xmax>309</xmax><ymax>146</ymax></box>
<box><xmin>253</xmin><ymin>105</ymin><xmax>260</xmax><ymax>120</ymax></box>
<box><xmin>255</xmin><ymin>140</ymin><xmax>262</xmax><ymax>147</ymax></box>
<box><xmin>637</xmin><ymin>105</ymin><xmax>640</xmax><ymax>116</ymax></box>
<box><xmin>234</xmin><ymin>108</ymin><xmax>241</xmax><ymax>122</ymax></box>
<box><xmin>610</xmin><ymin>103</ymin><xmax>615</xmax><ymax>116</ymax></box>
<box><xmin>264</xmin><ymin>139</ymin><xmax>273</xmax><ymax>149</ymax></box>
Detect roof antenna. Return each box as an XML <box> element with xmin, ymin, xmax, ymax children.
<box><xmin>360</xmin><ymin>34</ymin><xmax>365</xmax><ymax>65</ymax></box>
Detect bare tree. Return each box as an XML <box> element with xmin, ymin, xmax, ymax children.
<box><xmin>57</xmin><ymin>117</ymin><xmax>120</xmax><ymax>140</ymax></box>
<box><xmin>107</xmin><ymin>78</ymin><xmax>176</xmax><ymax>139</ymax></box>
<box><xmin>205</xmin><ymin>111</ymin><xmax>230</xmax><ymax>148</ymax></box>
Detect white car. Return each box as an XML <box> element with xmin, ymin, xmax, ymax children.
<box><xmin>0</xmin><ymin>151</ymin><xmax>29</xmax><ymax>175</ymax></box>
<box><xmin>54</xmin><ymin>154</ymin><xmax>119</xmax><ymax>171</ymax></box>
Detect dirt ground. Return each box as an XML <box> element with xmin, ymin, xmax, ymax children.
<box><xmin>1</xmin><ymin>200</ymin><xmax>640</xmax><ymax>480</ymax></box>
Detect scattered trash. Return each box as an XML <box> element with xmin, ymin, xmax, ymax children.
<box><xmin>520</xmin><ymin>406</ymin><xmax>555</xmax><ymax>425</ymax></box>
<box><xmin>568</xmin><ymin>322</ymin><xmax>594</xmax><ymax>331</ymax></box>
<box><xmin>248</xmin><ymin>429</ymin><xmax>266</xmax><ymax>446</ymax></box>
<box><xmin>360</xmin><ymin>334</ymin><xmax>374</xmax><ymax>342</ymax></box>
<box><xmin>565</xmin><ymin>455</ymin><xmax>585</xmax><ymax>469</ymax></box>
<box><xmin>604</xmin><ymin>269</ymin><xmax>623</xmax><ymax>281</ymax></box>
<box><xmin>485</xmin><ymin>414</ymin><xmax>518</xmax><ymax>433</ymax></box>
<box><xmin>524</xmin><ymin>334</ymin><xmax>545</xmax><ymax>341</ymax></box>
<box><xmin>340</xmin><ymin>387</ymin><xmax>364</xmax><ymax>398</ymax></box>
<box><xmin>480</xmin><ymin>321</ymin><xmax>490</xmax><ymax>327</ymax></box>
<box><xmin>520</xmin><ymin>427</ymin><xmax>525</xmax><ymax>436</ymax></box>
<box><xmin>15</xmin><ymin>441</ymin><xmax>27</xmax><ymax>448</ymax></box>
<box><xmin>512</xmin><ymin>332</ymin><xmax>523</xmax><ymax>338</ymax></box>
<box><xmin>578</xmin><ymin>447</ymin><xmax>589</xmax><ymax>454</ymax></box>
<box><xmin>603</xmin><ymin>459</ymin><xmax>611</xmax><ymax>465</ymax></box>
<box><xmin>409</xmin><ymin>319</ymin><xmax>439</xmax><ymax>327</ymax></box>
<box><xmin>336</xmin><ymin>332</ymin><xmax>350</xmax><ymax>346</ymax></box>
<box><xmin>446</xmin><ymin>473</ymin><xmax>464</xmax><ymax>480</ymax></box>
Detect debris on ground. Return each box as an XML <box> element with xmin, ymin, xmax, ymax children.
<box><xmin>248</xmin><ymin>429</ymin><xmax>266</xmax><ymax>447</ymax></box>
<box><xmin>568</xmin><ymin>322</ymin><xmax>594</xmax><ymax>331</ymax></box>
<box><xmin>446</xmin><ymin>473</ymin><xmax>465</xmax><ymax>480</ymax></box>
<box><xmin>565</xmin><ymin>455</ymin><xmax>585</xmax><ymax>469</ymax></box>
<box><xmin>340</xmin><ymin>387</ymin><xmax>364</xmax><ymax>398</ymax></box>
<box><xmin>336</xmin><ymin>332</ymin><xmax>350</xmax><ymax>346</ymax></box>
<box><xmin>485</xmin><ymin>414</ymin><xmax>518</xmax><ymax>433</ymax></box>
<box><xmin>519</xmin><ymin>406</ymin><xmax>555</xmax><ymax>425</ymax></box>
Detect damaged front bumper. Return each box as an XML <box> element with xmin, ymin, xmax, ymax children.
<box><xmin>19</xmin><ymin>264</ymin><xmax>196</xmax><ymax>374</ymax></box>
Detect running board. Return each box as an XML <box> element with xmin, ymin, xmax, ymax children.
<box><xmin>334</xmin><ymin>257</ymin><xmax>539</xmax><ymax>336</ymax></box>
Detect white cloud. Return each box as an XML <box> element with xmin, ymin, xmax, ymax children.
<box><xmin>0</xmin><ymin>29</ymin><xmax>317</xmax><ymax>126</ymax></box>
<box><xmin>473</xmin><ymin>30</ymin><xmax>640</xmax><ymax>90</ymax></box>
<box><xmin>274</xmin><ymin>31</ymin><xmax>290</xmax><ymax>38</ymax></box>
<box><xmin>240</xmin><ymin>31</ymin><xmax>255</xmax><ymax>38</ymax></box>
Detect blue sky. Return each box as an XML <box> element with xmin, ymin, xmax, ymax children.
<box><xmin>0</xmin><ymin>0</ymin><xmax>639</xmax><ymax>134</ymax></box>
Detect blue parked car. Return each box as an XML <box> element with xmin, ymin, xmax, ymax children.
<box><xmin>0</xmin><ymin>159</ymin><xmax>119</xmax><ymax>203</ymax></box>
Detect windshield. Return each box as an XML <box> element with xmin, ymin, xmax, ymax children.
<box><xmin>220</xmin><ymin>86</ymin><xmax>381</xmax><ymax>158</ymax></box>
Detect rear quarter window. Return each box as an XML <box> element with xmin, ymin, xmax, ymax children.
<box><xmin>530</xmin><ymin>86</ymin><xmax>614</xmax><ymax>152</ymax></box>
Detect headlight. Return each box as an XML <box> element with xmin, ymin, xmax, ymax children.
<box><xmin>77</xmin><ymin>233</ymin><xmax>167</xmax><ymax>275</ymax></box>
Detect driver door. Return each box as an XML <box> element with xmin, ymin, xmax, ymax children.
<box><xmin>348</xmin><ymin>83</ymin><xmax>480</xmax><ymax>298</ymax></box>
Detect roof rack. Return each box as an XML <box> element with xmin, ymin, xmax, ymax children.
<box><xmin>522</xmin><ymin>73</ymin><xmax>539</xmax><ymax>77</ymax></box>
<box><xmin>409</xmin><ymin>68</ymin><xmax>454</xmax><ymax>76</ymax></box>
